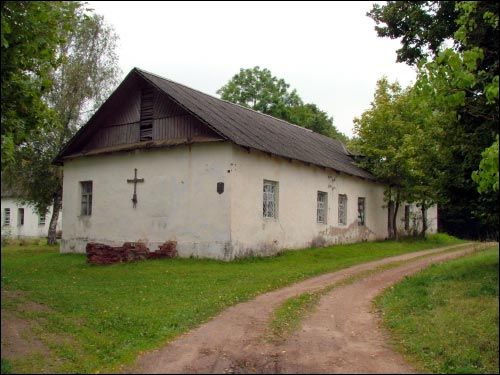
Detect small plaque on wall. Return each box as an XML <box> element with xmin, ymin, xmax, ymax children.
<box><xmin>217</xmin><ymin>182</ymin><xmax>224</xmax><ymax>194</ymax></box>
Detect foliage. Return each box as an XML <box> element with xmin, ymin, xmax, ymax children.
<box><xmin>3</xmin><ymin>10</ymin><xmax>120</xmax><ymax>243</ymax></box>
<box><xmin>366</xmin><ymin>1</ymin><xmax>499</xmax><ymax>239</ymax></box>
<box><xmin>218</xmin><ymin>66</ymin><xmax>348</xmax><ymax>141</ymax></box>
<box><xmin>0</xmin><ymin>1</ymin><xmax>81</xmax><ymax>169</ymax></box>
<box><xmin>367</xmin><ymin>1</ymin><xmax>459</xmax><ymax>65</ymax></box>
<box><xmin>352</xmin><ymin>78</ymin><xmax>445</xmax><ymax>237</ymax></box>
<box><xmin>376</xmin><ymin>247</ymin><xmax>499</xmax><ymax>374</ymax></box>
<box><xmin>0</xmin><ymin>234</ymin><xmax>462</xmax><ymax>373</ymax></box>
<box><xmin>472</xmin><ymin>136</ymin><xmax>499</xmax><ymax>192</ymax></box>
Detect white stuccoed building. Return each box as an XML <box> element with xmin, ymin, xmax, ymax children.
<box><xmin>1</xmin><ymin>188</ymin><xmax>62</xmax><ymax>239</ymax></box>
<box><xmin>54</xmin><ymin>68</ymin><xmax>437</xmax><ymax>260</ymax></box>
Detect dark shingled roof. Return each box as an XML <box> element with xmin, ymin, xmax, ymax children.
<box><xmin>57</xmin><ymin>68</ymin><xmax>375</xmax><ymax>180</ymax></box>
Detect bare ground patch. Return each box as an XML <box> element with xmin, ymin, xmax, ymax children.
<box><xmin>127</xmin><ymin>242</ymin><xmax>496</xmax><ymax>374</ymax></box>
<box><xmin>1</xmin><ymin>289</ymin><xmax>72</xmax><ymax>373</ymax></box>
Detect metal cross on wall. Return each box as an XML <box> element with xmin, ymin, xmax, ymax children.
<box><xmin>127</xmin><ymin>168</ymin><xmax>144</xmax><ymax>208</ymax></box>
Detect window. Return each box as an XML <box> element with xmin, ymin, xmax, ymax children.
<box><xmin>38</xmin><ymin>213</ymin><xmax>46</xmax><ymax>226</ymax></box>
<box><xmin>263</xmin><ymin>180</ymin><xmax>278</xmax><ymax>219</ymax></box>
<box><xmin>358</xmin><ymin>197</ymin><xmax>366</xmax><ymax>226</ymax></box>
<box><xmin>81</xmin><ymin>181</ymin><xmax>93</xmax><ymax>216</ymax></box>
<box><xmin>317</xmin><ymin>191</ymin><xmax>328</xmax><ymax>224</ymax></box>
<box><xmin>3</xmin><ymin>208</ymin><xmax>10</xmax><ymax>226</ymax></box>
<box><xmin>404</xmin><ymin>205</ymin><xmax>410</xmax><ymax>231</ymax></box>
<box><xmin>338</xmin><ymin>194</ymin><xmax>347</xmax><ymax>225</ymax></box>
<box><xmin>18</xmin><ymin>208</ymin><xmax>24</xmax><ymax>226</ymax></box>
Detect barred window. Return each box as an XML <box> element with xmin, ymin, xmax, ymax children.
<box><xmin>18</xmin><ymin>208</ymin><xmax>24</xmax><ymax>226</ymax></box>
<box><xmin>338</xmin><ymin>194</ymin><xmax>347</xmax><ymax>225</ymax></box>
<box><xmin>263</xmin><ymin>180</ymin><xmax>278</xmax><ymax>219</ymax></box>
<box><xmin>81</xmin><ymin>181</ymin><xmax>93</xmax><ymax>216</ymax></box>
<box><xmin>38</xmin><ymin>213</ymin><xmax>46</xmax><ymax>226</ymax></box>
<box><xmin>317</xmin><ymin>191</ymin><xmax>328</xmax><ymax>224</ymax></box>
<box><xmin>3</xmin><ymin>208</ymin><xmax>10</xmax><ymax>226</ymax></box>
<box><xmin>358</xmin><ymin>197</ymin><xmax>366</xmax><ymax>226</ymax></box>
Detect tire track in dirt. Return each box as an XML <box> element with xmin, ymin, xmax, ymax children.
<box><xmin>127</xmin><ymin>242</ymin><xmax>496</xmax><ymax>374</ymax></box>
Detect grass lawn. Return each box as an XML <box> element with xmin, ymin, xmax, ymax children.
<box><xmin>375</xmin><ymin>246</ymin><xmax>499</xmax><ymax>374</ymax></box>
<box><xmin>1</xmin><ymin>234</ymin><xmax>464</xmax><ymax>373</ymax></box>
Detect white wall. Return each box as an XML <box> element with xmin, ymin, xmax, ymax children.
<box><xmin>61</xmin><ymin>142</ymin><xmax>233</xmax><ymax>257</ymax></box>
<box><xmin>228</xmin><ymin>147</ymin><xmax>390</xmax><ymax>258</ymax></box>
<box><xmin>1</xmin><ymin>197</ymin><xmax>62</xmax><ymax>238</ymax></box>
<box><xmin>60</xmin><ymin>142</ymin><xmax>438</xmax><ymax>260</ymax></box>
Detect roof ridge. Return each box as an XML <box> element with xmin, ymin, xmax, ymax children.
<box><xmin>134</xmin><ymin>67</ymin><xmax>319</xmax><ymax>134</ymax></box>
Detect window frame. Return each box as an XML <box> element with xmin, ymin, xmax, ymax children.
<box><xmin>17</xmin><ymin>208</ymin><xmax>24</xmax><ymax>226</ymax></box>
<box><xmin>338</xmin><ymin>194</ymin><xmax>347</xmax><ymax>225</ymax></box>
<box><xmin>80</xmin><ymin>181</ymin><xmax>93</xmax><ymax>216</ymax></box>
<box><xmin>263</xmin><ymin>179</ymin><xmax>279</xmax><ymax>219</ymax></box>
<box><xmin>317</xmin><ymin>191</ymin><xmax>328</xmax><ymax>224</ymax></box>
<box><xmin>38</xmin><ymin>213</ymin><xmax>46</xmax><ymax>226</ymax></box>
<box><xmin>3</xmin><ymin>208</ymin><xmax>11</xmax><ymax>227</ymax></box>
<box><xmin>358</xmin><ymin>197</ymin><xmax>366</xmax><ymax>226</ymax></box>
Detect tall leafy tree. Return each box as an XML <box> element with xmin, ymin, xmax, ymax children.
<box><xmin>4</xmin><ymin>11</ymin><xmax>120</xmax><ymax>244</ymax></box>
<box><xmin>353</xmin><ymin>77</ymin><xmax>447</xmax><ymax>238</ymax></box>
<box><xmin>1</xmin><ymin>1</ymin><xmax>80</xmax><ymax>169</ymax></box>
<box><xmin>367</xmin><ymin>1</ymin><xmax>499</xmax><ymax>239</ymax></box>
<box><xmin>217</xmin><ymin>66</ymin><xmax>302</xmax><ymax>119</ymax></box>
<box><xmin>218</xmin><ymin>66</ymin><xmax>347</xmax><ymax>141</ymax></box>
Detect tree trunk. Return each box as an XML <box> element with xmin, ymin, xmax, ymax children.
<box><xmin>421</xmin><ymin>202</ymin><xmax>428</xmax><ymax>238</ymax></box>
<box><xmin>388</xmin><ymin>200</ymin><xmax>394</xmax><ymax>239</ymax></box>
<box><xmin>392</xmin><ymin>191</ymin><xmax>400</xmax><ymax>240</ymax></box>
<box><xmin>47</xmin><ymin>187</ymin><xmax>62</xmax><ymax>245</ymax></box>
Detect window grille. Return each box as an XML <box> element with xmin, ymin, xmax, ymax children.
<box><xmin>38</xmin><ymin>213</ymin><xmax>46</xmax><ymax>226</ymax></box>
<box><xmin>3</xmin><ymin>208</ymin><xmax>10</xmax><ymax>226</ymax></box>
<box><xmin>338</xmin><ymin>194</ymin><xmax>347</xmax><ymax>225</ymax></box>
<box><xmin>263</xmin><ymin>180</ymin><xmax>278</xmax><ymax>219</ymax></box>
<box><xmin>317</xmin><ymin>191</ymin><xmax>328</xmax><ymax>224</ymax></box>
<box><xmin>81</xmin><ymin>181</ymin><xmax>93</xmax><ymax>216</ymax></box>
<box><xmin>358</xmin><ymin>197</ymin><xmax>366</xmax><ymax>226</ymax></box>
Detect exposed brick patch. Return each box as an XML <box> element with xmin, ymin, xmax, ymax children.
<box><xmin>86</xmin><ymin>241</ymin><xmax>177</xmax><ymax>265</ymax></box>
<box><xmin>149</xmin><ymin>241</ymin><xmax>178</xmax><ymax>259</ymax></box>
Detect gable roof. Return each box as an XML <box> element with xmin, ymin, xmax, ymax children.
<box><xmin>55</xmin><ymin>68</ymin><xmax>374</xmax><ymax>181</ymax></box>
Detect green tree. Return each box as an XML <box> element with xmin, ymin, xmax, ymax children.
<box><xmin>367</xmin><ymin>1</ymin><xmax>459</xmax><ymax>65</ymax></box>
<box><xmin>1</xmin><ymin>1</ymin><xmax>80</xmax><ymax>169</ymax></box>
<box><xmin>353</xmin><ymin>77</ymin><xmax>446</xmax><ymax>238</ymax></box>
<box><xmin>4</xmin><ymin>11</ymin><xmax>120</xmax><ymax>244</ymax></box>
<box><xmin>218</xmin><ymin>66</ymin><xmax>348</xmax><ymax>141</ymax></box>
<box><xmin>368</xmin><ymin>1</ymin><xmax>499</xmax><ymax>239</ymax></box>
<box><xmin>217</xmin><ymin>66</ymin><xmax>302</xmax><ymax>119</ymax></box>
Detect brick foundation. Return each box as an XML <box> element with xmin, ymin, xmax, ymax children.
<box><xmin>86</xmin><ymin>241</ymin><xmax>177</xmax><ymax>265</ymax></box>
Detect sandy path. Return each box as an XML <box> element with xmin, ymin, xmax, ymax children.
<box><xmin>127</xmin><ymin>242</ymin><xmax>495</xmax><ymax>374</ymax></box>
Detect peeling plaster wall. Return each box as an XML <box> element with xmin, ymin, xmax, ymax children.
<box><xmin>60</xmin><ymin>142</ymin><xmax>438</xmax><ymax>260</ymax></box>
<box><xmin>1</xmin><ymin>197</ymin><xmax>61</xmax><ymax>238</ymax></box>
<box><xmin>228</xmin><ymin>146</ymin><xmax>389</xmax><ymax>258</ymax></box>
<box><xmin>61</xmin><ymin>143</ymin><xmax>233</xmax><ymax>258</ymax></box>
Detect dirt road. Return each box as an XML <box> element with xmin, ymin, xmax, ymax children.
<box><xmin>128</xmin><ymin>242</ymin><xmax>495</xmax><ymax>374</ymax></box>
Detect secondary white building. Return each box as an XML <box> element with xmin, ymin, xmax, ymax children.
<box><xmin>54</xmin><ymin>68</ymin><xmax>437</xmax><ymax>260</ymax></box>
<box><xmin>1</xmin><ymin>189</ymin><xmax>62</xmax><ymax>239</ymax></box>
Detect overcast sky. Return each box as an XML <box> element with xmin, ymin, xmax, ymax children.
<box><xmin>86</xmin><ymin>1</ymin><xmax>416</xmax><ymax>137</ymax></box>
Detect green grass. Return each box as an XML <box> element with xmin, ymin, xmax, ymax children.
<box><xmin>1</xmin><ymin>358</ymin><xmax>13</xmax><ymax>374</ymax></box>
<box><xmin>268</xmin><ymin>292</ymin><xmax>321</xmax><ymax>341</ymax></box>
<box><xmin>375</xmin><ymin>246</ymin><xmax>499</xmax><ymax>374</ymax></box>
<box><xmin>0</xmin><ymin>234</ymin><xmax>463</xmax><ymax>373</ymax></box>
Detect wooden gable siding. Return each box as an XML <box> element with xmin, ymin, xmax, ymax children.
<box><xmin>82</xmin><ymin>86</ymin><xmax>219</xmax><ymax>152</ymax></box>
